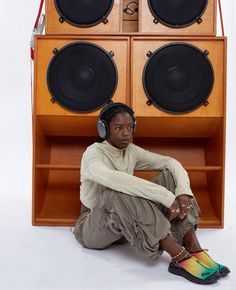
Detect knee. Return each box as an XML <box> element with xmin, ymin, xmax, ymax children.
<box><xmin>152</xmin><ymin>169</ymin><xmax>176</xmax><ymax>193</ymax></box>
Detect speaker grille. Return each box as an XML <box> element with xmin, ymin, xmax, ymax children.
<box><xmin>143</xmin><ymin>43</ymin><xmax>214</xmax><ymax>114</ymax></box>
<box><xmin>148</xmin><ymin>0</ymin><xmax>208</xmax><ymax>28</ymax></box>
<box><xmin>47</xmin><ymin>42</ymin><xmax>118</xmax><ymax>112</ymax></box>
<box><xmin>54</xmin><ymin>0</ymin><xmax>114</xmax><ymax>27</ymax></box>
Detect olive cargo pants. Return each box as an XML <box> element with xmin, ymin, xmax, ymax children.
<box><xmin>73</xmin><ymin>170</ymin><xmax>199</xmax><ymax>260</ymax></box>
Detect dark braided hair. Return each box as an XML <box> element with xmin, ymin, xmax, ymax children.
<box><xmin>98</xmin><ymin>104</ymin><xmax>135</xmax><ymax>143</ymax></box>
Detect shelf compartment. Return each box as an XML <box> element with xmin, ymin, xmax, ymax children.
<box><xmin>133</xmin><ymin>136</ymin><xmax>224</xmax><ymax>167</ymax></box>
<box><xmin>33</xmin><ymin>168</ymin><xmax>223</xmax><ymax>227</ymax></box>
<box><xmin>34</xmin><ymin>133</ymin><xmax>98</xmax><ymax>166</ymax></box>
<box><xmin>122</xmin><ymin>0</ymin><xmax>138</xmax><ymax>33</ymax></box>
<box><xmin>33</xmin><ymin>169</ymin><xmax>81</xmax><ymax>226</ymax></box>
<box><xmin>38</xmin><ymin>115</ymin><xmax>98</xmax><ymax>136</ymax></box>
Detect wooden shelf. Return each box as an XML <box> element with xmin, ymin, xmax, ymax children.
<box><xmin>185</xmin><ymin>166</ymin><xmax>222</xmax><ymax>171</ymax></box>
<box><xmin>135</xmin><ymin>166</ymin><xmax>222</xmax><ymax>173</ymax></box>
<box><xmin>36</xmin><ymin>164</ymin><xmax>81</xmax><ymax>170</ymax></box>
<box><xmin>34</xmin><ymin>217</ymin><xmax>76</xmax><ymax>226</ymax></box>
<box><xmin>35</xmin><ymin>164</ymin><xmax>222</xmax><ymax>172</ymax></box>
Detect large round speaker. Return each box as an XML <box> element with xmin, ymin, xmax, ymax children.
<box><xmin>143</xmin><ymin>43</ymin><xmax>214</xmax><ymax>114</ymax></box>
<box><xmin>54</xmin><ymin>0</ymin><xmax>114</xmax><ymax>27</ymax></box>
<box><xmin>148</xmin><ymin>0</ymin><xmax>208</xmax><ymax>28</ymax></box>
<box><xmin>47</xmin><ymin>42</ymin><xmax>118</xmax><ymax>112</ymax></box>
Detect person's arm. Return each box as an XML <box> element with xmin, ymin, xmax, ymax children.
<box><xmin>81</xmin><ymin>148</ymin><xmax>175</xmax><ymax>208</ymax></box>
<box><xmin>133</xmin><ymin>144</ymin><xmax>193</xmax><ymax>198</ymax></box>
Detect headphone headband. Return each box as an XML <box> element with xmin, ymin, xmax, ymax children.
<box><xmin>98</xmin><ymin>102</ymin><xmax>134</xmax><ymax>121</ymax></box>
<box><xmin>97</xmin><ymin>102</ymin><xmax>136</xmax><ymax>139</ymax></box>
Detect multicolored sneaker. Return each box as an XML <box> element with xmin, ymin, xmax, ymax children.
<box><xmin>192</xmin><ymin>250</ymin><xmax>230</xmax><ymax>277</ymax></box>
<box><xmin>168</xmin><ymin>256</ymin><xmax>221</xmax><ymax>284</ymax></box>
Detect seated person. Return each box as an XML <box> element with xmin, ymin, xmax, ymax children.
<box><xmin>73</xmin><ymin>102</ymin><xmax>229</xmax><ymax>284</ymax></box>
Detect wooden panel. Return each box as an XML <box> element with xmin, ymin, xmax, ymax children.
<box><xmin>123</xmin><ymin>20</ymin><xmax>138</xmax><ymax>32</ymax></box>
<box><xmin>134</xmin><ymin>137</ymin><xmax>206</xmax><ymax>166</ymax></box>
<box><xmin>32</xmin><ymin>169</ymin><xmax>49</xmax><ymax>224</ymax></box>
<box><xmin>207</xmin><ymin>171</ymin><xmax>224</xmax><ymax>226</ymax></box>
<box><xmin>139</xmin><ymin>0</ymin><xmax>216</xmax><ymax>35</ymax></box>
<box><xmin>131</xmin><ymin>37</ymin><xmax>226</xmax><ymax>118</ymax></box>
<box><xmin>189</xmin><ymin>172</ymin><xmax>222</xmax><ymax>228</ymax></box>
<box><xmin>35</xmin><ymin>135</ymin><xmax>96</xmax><ymax>166</ymax></box>
<box><xmin>134</xmin><ymin>117</ymin><xmax>222</xmax><ymax>137</ymax></box>
<box><xmin>38</xmin><ymin>116</ymin><xmax>97</xmax><ymax>136</ymax></box>
<box><xmin>33</xmin><ymin>117</ymin><xmax>51</xmax><ymax>164</ymax></box>
<box><xmin>34</xmin><ymin>35</ymin><xmax>130</xmax><ymax>117</ymax></box>
<box><xmin>35</xmin><ymin>170</ymin><xmax>81</xmax><ymax>226</ymax></box>
<box><xmin>49</xmin><ymin>136</ymin><xmax>97</xmax><ymax>165</ymax></box>
<box><xmin>205</xmin><ymin>120</ymin><xmax>225</xmax><ymax>167</ymax></box>
<box><xmin>45</xmin><ymin>0</ymin><xmax>122</xmax><ymax>34</ymax></box>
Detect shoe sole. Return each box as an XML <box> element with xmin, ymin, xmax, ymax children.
<box><xmin>220</xmin><ymin>266</ymin><xmax>230</xmax><ymax>277</ymax></box>
<box><xmin>168</xmin><ymin>263</ymin><xmax>221</xmax><ymax>284</ymax></box>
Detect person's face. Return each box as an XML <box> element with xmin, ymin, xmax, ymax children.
<box><xmin>107</xmin><ymin>112</ymin><xmax>134</xmax><ymax>149</ymax></box>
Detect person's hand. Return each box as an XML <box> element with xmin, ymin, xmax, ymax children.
<box><xmin>176</xmin><ymin>194</ymin><xmax>193</xmax><ymax>220</ymax></box>
<box><xmin>168</xmin><ymin>199</ymin><xmax>181</xmax><ymax>221</ymax></box>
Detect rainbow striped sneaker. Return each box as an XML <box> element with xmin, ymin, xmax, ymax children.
<box><xmin>192</xmin><ymin>250</ymin><xmax>230</xmax><ymax>277</ymax></box>
<box><xmin>168</xmin><ymin>256</ymin><xmax>221</xmax><ymax>284</ymax></box>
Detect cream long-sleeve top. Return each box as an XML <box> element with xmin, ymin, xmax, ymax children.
<box><xmin>80</xmin><ymin>140</ymin><xmax>193</xmax><ymax>209</ymax></box>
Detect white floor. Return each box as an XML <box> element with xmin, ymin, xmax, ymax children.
<box><xmin>0</xmin><ymin>182</ymin><xmax>236</xmax><ymax>290</ymax></box>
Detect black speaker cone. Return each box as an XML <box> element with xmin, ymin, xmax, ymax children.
<box><xmin>148</xmin><ymin>0</ymin><xmax>208</xmax><ymax>28</ymax></box>
<box><xmin>143</xmin><ymin>43</ymin><xmax>214</xmax><ymax>114</ymax></box>
<box><xmin>47</xmin><ymin>42</ymin><xmax>118</xmax><ymax>112</ymax></box>
<box><xmin>54</xmin><ymin>0</ymin><xmax>114</xmax><ymax>27</ymax></box>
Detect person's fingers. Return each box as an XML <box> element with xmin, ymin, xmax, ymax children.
<box><xmin>179</xmin><ymin>202</ymin><xmax>193</xmax><ymax>219</ymax></box>
<box><xmin>169</xmin><ymin>212</ymin><xmax>177</xmax><ymax>221</ymax></box>
<box><xmin>169</xmin><ymin>206</ymin><xmax>180</xmax><ymax>221</ymax></box>
<box><xmin>179</xmin><ymin>204</ymin><xmax>186</xmax><ymax>217</ymax></box>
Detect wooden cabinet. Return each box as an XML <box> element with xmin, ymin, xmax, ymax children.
<box><xmin>33</xmin><ymin>1</ymin><xmax>226</xmax><ymax>228</ymax></box>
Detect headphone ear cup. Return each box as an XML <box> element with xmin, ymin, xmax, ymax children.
<box><xmin>97</xmin><ymin>120</ymin><xmax>108</xmax><ymax>139</ymax></box>
<box><xmin>133</xmin><ymin>119</ymin><xmax>137</xmax><ymax>134</ymax></box>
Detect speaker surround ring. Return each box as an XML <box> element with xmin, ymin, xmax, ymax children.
<box><xmin>47</xmin><ymin>41</ymin><xmax>118</xmax><ymax>113</ymax></box>
<box><xmin>147</xmin><ymin>0</ymin><xmax>208</xmax><ymax>28</ymax></box>
<box><xmin>54</xmin><ymin>0</ymin><xmax>114</xmax><ymax>27</ymax></box>
<box><xmin>143</xmin><ymin>42</ymin><xmax>214</xmax><ymax>114</ymax></box>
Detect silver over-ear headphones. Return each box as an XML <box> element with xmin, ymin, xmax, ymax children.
<box><xmin>97</xmin><ymin>102</ymin><xmax>136</xmax><ymax>139</ymax></box>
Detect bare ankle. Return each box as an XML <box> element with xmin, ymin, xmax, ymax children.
<box><xmin>171</xmin><ymin>247</ymin><xmax>191</xmax><ymax>262</ymax></box>
<box><xmin>184</xmin><ymin>240</ymin><xmax>202</xmax><ymax>253</ymax></box>
<box><xmin>183</xmin><ymin>228</ymin><xmax>202</xmax><ymax>253</ymax></box>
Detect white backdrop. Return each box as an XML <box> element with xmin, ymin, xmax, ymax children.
<box><xmin>0</xmin><ymin>1</ymin><xmax>235</xmax><ymax>289</ymax></box>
